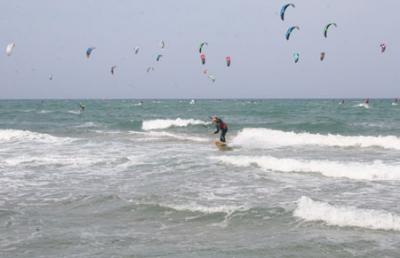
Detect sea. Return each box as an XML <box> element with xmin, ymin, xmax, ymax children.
<box><xmin>1</xmin><ymin>99</ymin><xmax>400</xmax><ymax>258</ymax></box>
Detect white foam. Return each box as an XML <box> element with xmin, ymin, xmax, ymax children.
<box><xmin>1</xmin><ymin>155</ymin><xmax>96</xmax><ymax>167</ymax></box>
<box><xmin>74</xmin><ymin>122</ymin><xmax>97</xmax><ymax>128</ymax></box>
<box><xmin>92</xmin><ymin>130</ymin><xmax>121</xmax><ymax>134</ymax></box>
<box><xmin>354</xmin><ymin>103</ymin><xmax>370</xmax><ymax>109</ymax></box>
<box><xmin>294</xmin><ymin>196</ymin><xmax>400</xmax><ymax>231</ymax></box>
<box><xmin>147</xmin><ymin>131</ymin><xmax>208</xmax><ymax>142</ymax></box>
<box><xmin>114</xmin><ymin>156</ymin><xmax>141</xmax><ymax>169</ymax></box>
<box><xmin>232</xmin><ymin>128</ymin><xmax>400</xmax><ymax>150</ymax></box>
<box><xmin>1</xmin><ymin>154</ymin><xmax>140</xmax><ymax>169</ymax></box>
<box><xmin>67</xmin><ymin>110</ymin><xmax>81</xmax><ymax>115</ymax></box>
<box><xmin>38</xmin><ymin>110</ymin><xmax>53</xmax><ymax>114</ymax></box>
<box><xmin>164</xmin><ymin>202</ymin><xmax>247</xmax><ymax>215</ymax></box>
<box><xmin>213</xmin><ymin>155</ymin><xmax>400</xmax><ymax>181</ymax></box>
<box><xmin>142</xmin><ymin>118</ymin><xmax>209</xmax><ymax>130</ymax></box>
<box><xmin>0</xmin><ymin>129</ymin><xmax>73</xmax><ymax>144</ymax></box>
<box><xmin>129</xmin><ymin>130</ymin><xmax>208</xmax><ymax>142</ymax></box>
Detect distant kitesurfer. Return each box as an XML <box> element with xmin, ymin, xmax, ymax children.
<box><xmin>211</xmin><ymin>116</ymin><xmax>228</xmax><ymax>143</ymax></box>
<box><xmin>79</xmin><ymin>102</ymin><xmax>85</xmax><ymax>113</ymax></box>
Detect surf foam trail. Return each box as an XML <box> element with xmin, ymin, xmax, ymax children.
<box><xmin>213</xmin><ymin>155</ymin><xmax>400</xmax><ymax>181</ymax></box>
<box><xmin>232</xmin><ymin>128</ymin><xmax>400</xmax><ymax>150</ymax></box>
<box><xmin>161</xmin><ymin>202</ymin><xmax>247</xmax><ymax>215</ymax></box>
<box><xmin>142</xmin><ymin>118</ymin><xmax>209</xmax><ymax>130</ymax></box>
<box><xmin>129</xmin><ymin>131</ymin><xmax>208</xmax><ymax>142</ymax></box>
<box><xmin>0</xmin><ymin>129</ymin><xmax>73</xmax><ymax>144</ymax></box>
<box><xmin>294</xmin><ymin>196</ymin><xmax>400</xmax><ymax>231</ymax></box>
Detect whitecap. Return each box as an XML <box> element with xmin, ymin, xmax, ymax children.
<box><xmin>294</xmin><ymin>196</ymin><xmax>400</xmax><ymax>231</ymax></box>
<box><xmin>142</xmin><ymin>118</ymin><xmax>209</xmax><ymax>130</ymax></box>
<box><xmin>213</xmin><ymin>155</ymin><xmax>400</xmax><ymax>181</ymax></box>
<box><xmin>0</xmin><ymin>129</ymin><xmax>74</xmax><ymax>144</ymax></box>
<box><xmin>232</xmin><ymin>128</ymin><xmax>400</xmax><ymax>150</ymax></box>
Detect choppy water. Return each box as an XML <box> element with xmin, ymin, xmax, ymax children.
<box><xmin>1</xmin><ymin>99</ymin><xmax>400</xmax><ymax>258</ymax></box>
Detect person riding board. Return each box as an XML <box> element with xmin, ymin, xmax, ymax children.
<box><xmin>211</xmin><ymin>116</ymin><xmax>228</xmax><ymax>143</ymax></box>
<box><xmin>79</xmin><ymin>102</ymin><xmax>85</xmax><ymax>113</ymax></box>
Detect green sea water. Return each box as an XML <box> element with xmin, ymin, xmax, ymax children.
<box><xmin>1</xmin><ymin>99</ymin><xmax>400</xmax><ymax>258</ymax></box>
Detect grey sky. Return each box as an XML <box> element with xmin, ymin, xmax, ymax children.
<box><xmin>0</xmin><ymin>0</ymin><xmax>399</xmax><ymax>99</ymax></box>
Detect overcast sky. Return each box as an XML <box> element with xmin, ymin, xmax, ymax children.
<box><xmin>0</xmin><ymin>0</ymin><xmax>399</xmax><ymax>99</ymax></box>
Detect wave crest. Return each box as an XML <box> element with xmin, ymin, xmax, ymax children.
<box><xmin>213</xmin><ymin>155</ymin><xmax>400</xmax><ymax>181</ymax></box>
<box><xmin>232</xmin><ymin>128</ymin><xmax>400</xmax><ymax>150</ymax></box>
<box><xmin>142</xmin><ymin>118</ymin><xmax>209</xmax><ymax>130</ymax></box>
<box><xmin>294</xmin><ymin>196</ymin><xmax>400</xmax><ymax>231</ymax></box>
<box><xmin>0</xmin><ymin>129</ymin><xmax>73</xmax><ymax>144</ymax></box>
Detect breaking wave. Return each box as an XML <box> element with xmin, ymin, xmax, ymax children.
<box><xmin>142</xmin><ymin>118</ymin><xmax>209</xmax><ymax>130</ymax></box>
<box><xmin>213</xmin><ymin>155</ymin><xmax>400</xmax><ymax>180</ymax></box>
<box><xmin>232</xmin><ymin>128</ymin><xmax>400</xmax><ymax>150</ymax></box>
<box><xmin>0</xmin><ymin>129</ymin><xmax>73</xmax><ymax>144</ymax></box>
<box><xmin>294</xmin><ymin>196</ymin><xmax>400</xmax><ymax>231</ymax></box>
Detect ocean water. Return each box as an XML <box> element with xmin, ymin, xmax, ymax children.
<box><xmin>1</xmin><ymin>99</ymin><xmax>400</xmax><ymax>258</ymax></box>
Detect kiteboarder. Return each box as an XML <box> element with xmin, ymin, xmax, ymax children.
<box><xmin>79</xmin><ymin>102</ymin><xmax>85</xmax><ymax>113</ymax></box>
<box><xmin>211</xmin><ymin>116</ymin><xmax>228</xmax><ymax>143</ymax></box>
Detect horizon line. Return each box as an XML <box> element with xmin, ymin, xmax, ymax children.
<box><xmin>0</xmin><ymin>97</ymin><xmax>396</xmax><ymax>101</ymax></box>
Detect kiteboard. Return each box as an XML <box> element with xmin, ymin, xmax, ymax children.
<box><xmin>214</xmin><ymin>141</ymin><xmax>233</xmax><ymax>151</ymax></box>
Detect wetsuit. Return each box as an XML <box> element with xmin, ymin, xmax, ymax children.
<box><xmin>214</xmin><ymin>119</ymin><xmax>228</xmax><ymax>142</ymax></box>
